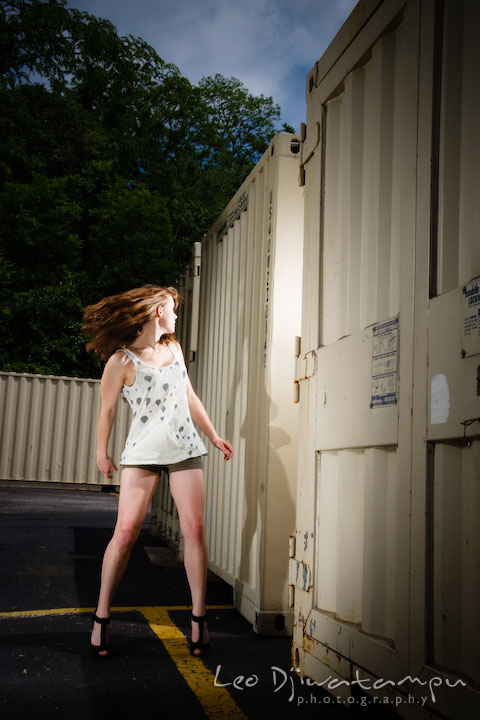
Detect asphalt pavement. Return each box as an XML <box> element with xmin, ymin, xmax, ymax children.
<box><xmin>0</xmin><ymin>484</ymin><xmax>396</xmax><ymax>720</ymax></box>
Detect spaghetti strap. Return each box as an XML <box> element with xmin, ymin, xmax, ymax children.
<box><xmin>168</xmin><ymin>341</ymin><xmax>180</xmax><ymax>361</ymax></box>
<box><xmin>119</xmin><ymin>347</ymin><xmax>139</xmax><ymax>364</ymax></box>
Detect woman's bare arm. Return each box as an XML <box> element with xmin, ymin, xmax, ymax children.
<box><xmin>96</xmin><ymin>352</ymin><xmax>130</xmax><ymax>478</ymax></box>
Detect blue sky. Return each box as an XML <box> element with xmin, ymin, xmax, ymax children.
<box><xmin>65</xmin><ymin>0</ymin><xmax>358</xmax><ymax>132</ymax></box>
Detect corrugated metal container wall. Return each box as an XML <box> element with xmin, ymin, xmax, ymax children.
<box><xmin>195</xmin><ymin>133</ymin><xmax>304</xmax><ymax>633</ymax></box>
<box><xmin>292</xmin><ymin>0</ymin><xmax>479</xmax><ymax>717</ymax></box>
<box><xmin>0</xmin><ymin>372</ymin><xmax>129</xmax><ymax>485</ymax></box>
<box><xmin>426</xmin><ymin>0</ymin><xmax>480</xmax><ymax>705</ymax></box>
<box><xmin>176</xmin><ymin>241</ymin><xmax>202</xmax><ymax>388</ymax></box>
<box><xmin>149</xmin><ymin>243</ymin><xmax>202</xmax><ymax>557</ymax></box>
<box><xmin>436</xmin><ymin>0</ymin><xmax>480</xmax><ymax>295</ymax></box>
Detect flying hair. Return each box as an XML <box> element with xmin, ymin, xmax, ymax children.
<box><xmin>82</xmin><ymin>285</ymin><xmax>180</xmax><ymax>360</ymax></box>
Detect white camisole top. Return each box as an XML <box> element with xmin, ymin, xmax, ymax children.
<box><xmin>119</xmin><ymin>342</ymin><xmax>207</xmax><ymax>466</ymax></box>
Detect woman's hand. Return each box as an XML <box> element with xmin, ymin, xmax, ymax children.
<box><xmin>212</xmin><ymin>437</ymin><xmax>234</xmax><ymax>461</ymax></box>
<box><xmin>97</xmin><ymin>455</ymin><xmax>118</xmax><ymax>479</ymax></box>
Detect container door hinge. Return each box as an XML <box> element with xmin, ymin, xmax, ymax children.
<box><xmin>294</xmin><ymin>339</ymin><xmax>317</xmax><ymax>402</ymax></box>
<box><xmin>289</xmin><ymin>557</ymin><xmax>313</xmax><ymax>593</ymax></box>
<box><xmin>288</xmin><ymin>584</ymin><xmax>295</xmax><ymax>608</ymax></box>
<box><xmin>288</xmin><ymin>535</ymin><xmax>296</xmax><ymax>607</ymax></box>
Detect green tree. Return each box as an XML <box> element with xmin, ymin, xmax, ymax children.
<box><xmin>0</xmin><ymin>282</ymin><xmax>85</xmax><ymax>376</ymax></box>
<box><xmin>86</xmin><ymin>181</ymin><xmax>176</xmax><ymax>294</ymax></box>
<box><xmin>0</xmin><ymin>0</ymin><xmax>281</xmax><ymax>377</ymax></box>
<box><xmin>0</xmin><ymin>174</ymin><xmax>83</xmax><ymax>290</ymax></box>
<box><xmin>199</xmin><ymin>74</ymin><xmax>279</xmax><ymax>179</ymax></box>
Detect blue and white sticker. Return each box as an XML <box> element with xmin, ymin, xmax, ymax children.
<box><xmin>371</xmin><ymin>318</ymin><xmax>399</xmax><ymax>408</ymax></box>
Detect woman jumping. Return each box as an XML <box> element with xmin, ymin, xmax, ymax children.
<box><xmin>82</xmin><ymin>284</ymin><xmax>233</xmax><ymax>659</ymax></box>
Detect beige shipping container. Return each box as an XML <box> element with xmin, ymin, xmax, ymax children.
<box><xmin>151</xmin><ymin>134</ymin><xmax>304</xmax><ymax>628</ymax></box>
<box><xmin>292</xmin><ymin>0</ymin><xmax>479</xmax><ymax>717</ymax></box>
<box><xmin>149</xmin><ymin>243</ymin><xmax>202</xmax><ymax>556</ymax></box>
<box><xmin>193</xmin><ymin>132</ymin><xmax>304</xmax><ymax>633</ymax></box>
<box><xmin>176</xmin><ymin>241</ymin><xmax>202</xmax><ymax>388</ymax></box>
<box><xmin>0</xmin><ymin>371</ymin><xmax>129</xmax><ymax>486</ymax></box>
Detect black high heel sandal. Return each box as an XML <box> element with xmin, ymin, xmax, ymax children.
<box><xmin>189</xmin><ymin>612</ymin><xmax>210</xmax><ymax>657</ymax></box>
<box><xmin>90</xmin><ymin>614</ymin><xmax>111</xmax><ymax>658</ymax></box>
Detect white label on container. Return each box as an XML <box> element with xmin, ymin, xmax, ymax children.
<box><xmin>371</xmin><ymin>318</ymin><xmax>399</xmax><ymax>408</ymax></box>
<box><xmin>462</xmin><ymin>278</ymin><xmax>480</xmax><ymax>358</ymax></box>
<box><xmin>431</xmin><ymin>373</ymin><xmax>450</xmax><ymax>424</ymax></box>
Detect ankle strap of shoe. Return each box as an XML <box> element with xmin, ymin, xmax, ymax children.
<box><xmin>93</xmin><ymin>614</ymin><xmax>111</xmax><ymax>625</ymax></box>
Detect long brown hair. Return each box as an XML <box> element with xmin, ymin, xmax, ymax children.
<box><xmin>82</xmin><ymin>285</ymin><xmax>180</xmax><ymax>360</ymax></box>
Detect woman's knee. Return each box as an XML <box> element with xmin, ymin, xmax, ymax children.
<box><xmin>180</xmin><ymin>516</ymin><xmax>205</xmax><ymax>544</ymax></box>
<box><xmin>113</xmin><ymin>522</ymin><xmax>140</xmax><ymax>551</ymax></box>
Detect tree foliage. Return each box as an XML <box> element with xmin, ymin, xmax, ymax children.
<box><xmin>0</xmin><ymin>0</ymin><xmax>280</xmax><ymax>376</ymax></box>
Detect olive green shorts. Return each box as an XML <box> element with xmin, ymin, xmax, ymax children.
<box><xmin>121</xmin><ymin>455</ymin><xmax>204</xmax><ymax>475</ymax></box>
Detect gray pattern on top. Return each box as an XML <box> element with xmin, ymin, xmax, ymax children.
<box><xmin>119</xmin><ymin>343</ymin><xmax>207</xmax><ymax>465</ymax></box>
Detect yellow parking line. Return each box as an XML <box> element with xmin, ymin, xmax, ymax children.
<box><xmin>0</xmin><ymin>607</ymin><xmax>96</xmax><ymax>618</ymax></box>
<box><xmin>0</xmin><ymin>605</ymin><xmax>247</xmax><ymax>720</ymax></box>
<box><xmin>0</xmin><ymin>604</ymin><xmax>233</xmax><ymax>619</ymax></box>
<box><xmin>142</xmin><ymin>606</ymin><xmax>247</xmax><ymax>720</ymax></box>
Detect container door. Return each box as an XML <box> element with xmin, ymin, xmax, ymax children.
<box><xmin>293</xmin><ymin>0</ymin><xmax>480</xmax><ymax>714</ymax></box>
<box><xmin>417</xmin><ymin>0</ymin><xmax>480</xmax><ymax>714</ymax></box>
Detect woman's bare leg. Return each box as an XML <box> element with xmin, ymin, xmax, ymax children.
<box><xmin>91</xmin><ymin>467</ymin><xmax>158</xmax><ymax>655</ymax></box>
<box><xmin>169</xmin><ymin>468</ymin><xmax>209</xmax><ymax>654</ymax></box>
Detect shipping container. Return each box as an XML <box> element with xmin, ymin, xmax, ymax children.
<box><xmin>0</xmin><ymin>371</ymin><xmax>129</xmax><ymax>486</ymax></box>
<box><xmin>152</xmin><ymin>133</ymin><xmax>305</xmax><ymax>632</ymax></box>
<box><xmin>291</xmin><ymin>0</ymin><xmax>480</xmax><ymax>716</ymax></box>
<box><xmin>176</xmin><ymin>241</ymin><xmax>202</xmax><ymax>388</ymax></box>
<box><xmin>149</xmin><ymin>243</ymin><xmax>202</xmax><ymax>558</ymax></box>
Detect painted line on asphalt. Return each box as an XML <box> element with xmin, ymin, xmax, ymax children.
<box><xmin>0</xmin><ymin>604</ymin><xmax>246</xmax><ymax>720</ymax></box>
<box><xmin>142</xmin><ymin>606</ymin><xmax>247</xmax><ymax>720</ymax></box>
<box><xmin>0</xmin><ymin>604</ymin><xmax>233</xmax><ymax>618</ymax></box>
